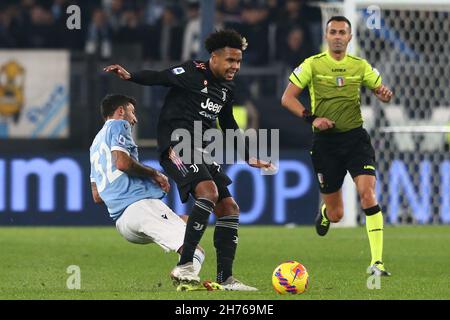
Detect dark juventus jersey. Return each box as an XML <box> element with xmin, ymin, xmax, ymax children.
<box><xmin>129</xmin><ymin>60</ymin><xmax>240</xmax><ymax>155</ymax></box>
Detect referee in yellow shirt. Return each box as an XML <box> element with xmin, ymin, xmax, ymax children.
<box><xmin>281</xmin><ymin>16</ymin><xmax>393</xmax><ymax>276</ymax></box>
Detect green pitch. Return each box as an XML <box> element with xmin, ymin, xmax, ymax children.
<box><xmin>1</xmin><ymin>225</ymin><xmax>449</xmax><ymax>300</ymax></box>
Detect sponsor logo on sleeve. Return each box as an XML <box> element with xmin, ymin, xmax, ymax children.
<box><xmin>171</xmin><ymin>67</ymin><xmax>185</xmax><ymax>75</ymax></box>
<box><xmin>118</xmin><ymin>134</ymin><xmax>126</xmax><ymax>145</ymax></box>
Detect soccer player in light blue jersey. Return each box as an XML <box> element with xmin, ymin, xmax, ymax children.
<box><xmin>89</xmin><ymin>94</ymin><xmax>208</xmax><ymax>287</ymax></box>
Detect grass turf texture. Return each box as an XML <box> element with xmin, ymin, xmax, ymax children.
<box><xmin>1</xmin><ymin>226</ymin><xmax>449</xmax><ymax>300</ymax></box>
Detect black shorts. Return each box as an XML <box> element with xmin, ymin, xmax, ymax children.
<box><xmin>310</xmin><ymin>127</ymin><xmax>376</xmax><ymax>194</ymax></box>
<box><xmin>160</xmin><ymin>148</ymin><xmax>232</xmax><ymax>203</ymax></box>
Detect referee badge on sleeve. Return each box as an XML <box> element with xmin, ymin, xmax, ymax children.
<box><xmin>294</xmin><ymin>66</ymin><xmax>302</xmax><ymax>76</ymax></box>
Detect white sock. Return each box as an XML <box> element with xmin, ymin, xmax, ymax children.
<box><xmin>192</xmin><ymin>248</ymin><xmax>205</xmax><ymax>275</ymax></box>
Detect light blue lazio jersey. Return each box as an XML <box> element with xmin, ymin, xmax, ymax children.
<box><xmin>89</xmin><ymin>119</ymin><xmax>165</xmax><ymax>220</ymax></box>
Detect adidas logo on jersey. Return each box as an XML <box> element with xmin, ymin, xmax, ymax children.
<box><xmin>201</xmin><ymin>87</ymin><xmax>208</xmax><ymax>94</ymax></box>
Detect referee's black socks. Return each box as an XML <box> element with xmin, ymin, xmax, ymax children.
<box><xmin>214</xmin><ymin>214</ymin><xmax>239</xmax><ymax>283</ymax></box>
<box><xmin>178</xmin><ymin>198</ymin><xmax>215</xmax><ymax>266</ymax></box>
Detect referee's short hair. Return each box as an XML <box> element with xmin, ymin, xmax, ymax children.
<box><xmin>205</xmin><ymin>29</ymin><xmax>247</xmax><ymax>53</ymax></box>
<box><xmin>326</xmin><ymin>16</ymin><xmax>352</xmax><ymax>31</ymax></box>
<box><xmin>101</xmin><ymin>94</ymin><xmax>136</xmax><ymax>120</ymax></box>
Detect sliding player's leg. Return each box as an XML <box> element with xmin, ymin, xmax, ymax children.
<box><xmin>115</xmin><ymin>199</ymin><xmax>207</xmax><ymax>280</ymax></box>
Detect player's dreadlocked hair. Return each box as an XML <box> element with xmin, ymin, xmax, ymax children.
<box><xmin>101</xmin><ymin>94</ymin><xmax>136</xmax><ymax>120</ymax></box>
<box><xmin>205</xmin><ymin>29</ymin><xmax>248</xmax><ymax>54</ymax></box>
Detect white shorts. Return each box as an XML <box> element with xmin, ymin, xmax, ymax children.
<box><xmin>115</xmin><ymin>198</ymin><xmax>186</xmax><ymax>252</ymax></box>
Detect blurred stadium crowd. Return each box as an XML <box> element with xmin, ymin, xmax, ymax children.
<box><xmin>0</xmin><ymin>0</ymin><xmax>330</xmax><ymax>68</ymax></box>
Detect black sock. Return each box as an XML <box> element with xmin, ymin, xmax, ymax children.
<box><xmin>363</xmin><ymin>204</ymin><xmax>382</xmax><ymax>216</ymax></box>
<box><xmin>214</xmin><ymin>214</ymin><xmax>239</xmax><ymax>283</ymax></box>
<box><xmin>178</xmin><ymin>198</ymin><xmax>215</xmax><ymax>266</ymax></box>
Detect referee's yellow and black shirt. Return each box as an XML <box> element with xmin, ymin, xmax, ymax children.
<box><xmin>289</xmin><ymin>51</ymin><xmax>382</xmax><ymax>133</ymax></box>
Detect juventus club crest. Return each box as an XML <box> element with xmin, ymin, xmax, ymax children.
<box><xmin>221</xmin><ymin>88</ymin><xmax>227</xmax><ymax>101</ymax></box>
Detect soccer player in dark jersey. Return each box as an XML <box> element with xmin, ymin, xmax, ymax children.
<box><xmin>281</xmin><ymin>16</ymin><xmax>393</xmax><ymax>276</ymax></box>
<box><xmin>104</xmin><ymin>29</ymin><xmax>272</xmax><ymax>290</ymax></box>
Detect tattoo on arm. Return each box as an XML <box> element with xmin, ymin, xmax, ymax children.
<box><xmin>112</xmin><ymin>150</ymin><xmax>159</xmax><ymax>178</ymax></box>
<box><xmin>128</xmin><ymin>160</ymin><xmax>159</xmax><ymax>178</ymax></box>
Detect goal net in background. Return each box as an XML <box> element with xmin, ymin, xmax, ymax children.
<box><xmin>317</xmin><ymin>0</ymin><xmax>450</xmax><ymax>225</ymax></box>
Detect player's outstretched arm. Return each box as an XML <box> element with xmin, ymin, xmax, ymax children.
<box><xmin>373</xmin><ymin>84</ymin><xmax>393</xmax><ymax>103</ymax></box>
<box><xmin>113</xmin><ymin>150</ymin><xmax>170</xmax><ymax>192</ymax></box>
<box><xmin>91</xmin><ymin>182</ymin><xmax>104</xmax><ymax>204</ymax></box>
<box><xmin>103</xmin><ymin>64</ymin><xmax>131</xmax><ymax>80</ymax></box>
<box><xmin>104</xmin><ymin>64</ymin><xmax>176</xmax><ymax>87</ymax></box>
<box><xmin>218</xmin><ymin>103</ymin><xmax>276</xmax><ymax>171</ymax></box>
<box><xmin>248</xmin><ymin>158</ymin><xmax>277</xmax><ymax>171</ymax></box>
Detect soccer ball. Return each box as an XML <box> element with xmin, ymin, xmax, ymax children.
<box><xmin>272</xmin><ymin>261</ymin><xmax>309</xmax><ymax>294</ymax></box>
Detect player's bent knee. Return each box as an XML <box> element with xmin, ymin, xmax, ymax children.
<box><xmin>195</xmin><ymin>181</ymin><xmax>219</xmax><ymax>204</ymax></box>
<box><xmin>359</xmin><ymin>190</ymin><xmax>376</xmax><ymax>208</ymax></box>
<box><xmin>225</xmin><ymin>201</ymin><xmax>240</xmax><ymax>215</ymax></box>
<box><xmin>216</xmin><ymin>198</ymin><xmax>240</xmax><ymax>217</ymax></box>
<box><xmin>201</xmin><ymin>191</ymin><xmax>219</xmax><ymax>205</ymax></box>
<box><xmin>328</xmin><ymin>207</ymin><xmax>344</xmax><ymax>222</ymax></box>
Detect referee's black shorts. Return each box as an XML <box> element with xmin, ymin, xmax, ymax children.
<box><xmin>160</xmin><ymin>147</ymin><xmax>232</xmax><ymax>203</ymax></box>
<box><xmin>310</xmin><ymin>126</ymin><xmax>376</xmax><ymax>194</ymax></box>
